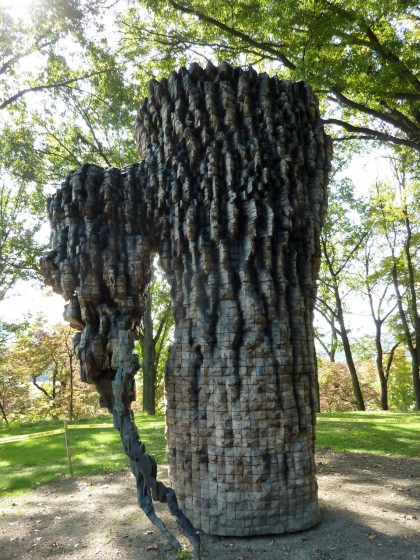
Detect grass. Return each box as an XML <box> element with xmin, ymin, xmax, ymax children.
<box><xmin>0</xmin><ymin>414</ymin><xmax>166</xmax><ymax>496</ymax></box>
<box><xmin>0</xmin><ymin>412</ymin><xmax>418</xmax><ymax>497</ymax></box>
<box><xmin>316</xmin><ymin>412</ymin><xmax>420</xmax><ymax>458</ymax></box>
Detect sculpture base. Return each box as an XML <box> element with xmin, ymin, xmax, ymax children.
<box><xmin>179</xmin><ymin>490</ymin><xmax>321</xmax><ymax>537</ymax></box>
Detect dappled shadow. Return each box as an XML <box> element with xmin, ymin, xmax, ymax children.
<box><xmin>0</xmin><ymin>453</ymin><xmax>419</xmax><ymax>560</ymax></box>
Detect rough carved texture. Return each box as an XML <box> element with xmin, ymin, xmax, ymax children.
<box><xmin>41</xmin><ymin>62</ymin><xmax>332</xmax><ymax>540</ymax></box>
<box><xmin>40</xmin><ymin>163</ymin><xmax>200</xmax><ymax>554</ymax></box>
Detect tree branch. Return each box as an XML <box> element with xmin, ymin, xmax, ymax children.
<box><xmin>0</xmin><ymin>70</ymin><xmax>111</xmax><ymax>110</ymax></box>
<box><xmin>385</xmin><ymin>343</ymin><xmax>399</xmax><ymax>381</ymax></box>
<box><xmin>168</xmin><ymin>0</ymin><xmax>296</xmax><ymax>70</ymax></box>
<box><xmin>330</xmin><ymin>86</ymin><xmax>419</xmax><ymax>138</ymax></box>
<box><xmin>322</xmin><ymin>118</ymin><xmax>419</xmax><ymax>151</ymax></box>
<box><xmin>32</xmin><ymin>377</ymin><xmax>52</xmax><ymax>400</ymax></box>
<box><xmin>365</xmin><ymin>26</ymin><xmax>420</xmax><ymax>92</ymax></box>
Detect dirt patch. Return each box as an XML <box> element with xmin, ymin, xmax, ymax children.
<box><xmin>0</xmin><ymin>451</ymin><xmax>418</xmax><ymax>560</ymax></box>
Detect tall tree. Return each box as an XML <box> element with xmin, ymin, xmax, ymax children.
<box><xmin>138</xmin><ymin>265</ymin><xmax>173</xmax><ymax>415</ymax></box>
<box><xmin>122</xmin><ymin>0</ymin><xmax>420</xmax><ymax>151</ymax></box>
<box><xmin>0</xmin><ymin>0</ymin><xmax>141</xmax><ymax>297</ymax></box>
<box><xmin>316</xmin><ymin>177</ymin><xmax>368</xmax><ymax>410</ymax></box>
<box><xmin>359</xmin><ymin>239</ymin><xmax>399</xmax><ymax>410</ymax></box>
<box><xmin>369</xmin><ymin>152</ymin><xmax>420</xmax><ymax>409</ymax></box>
<box><xmin>0</xmin><ymin>180</ymin><xmax>44</xmax><ymax>301</ymax></box>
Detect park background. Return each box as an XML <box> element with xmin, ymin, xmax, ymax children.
<box><xmin>0</xmin><ymin>0</ymin><xmax>418</xmax><ymax>423</ymax></box>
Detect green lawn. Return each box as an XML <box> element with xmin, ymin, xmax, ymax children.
<box><xmin>0</xmin><ymin>412</ymin><xmax>418</xmax><ymax>497</ymax></box>
<box><xmin>0</xmin><ymin>414</ymin><xmax>166</xmax><ymax>496</ymax></box>
<box><xmin>316</xmin><ymin>411</ymin><xmax>420</xmax><ymax>458</ymax></box>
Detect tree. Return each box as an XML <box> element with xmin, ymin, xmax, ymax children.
<box><xmin>318</xmin><ymin>357</ymin><xmax>380</xmax><ymax>412</ymax></box>
<box><xmin>0</xmin><ymin>347</ymin><xmax>30</xmax><ymax>424</ymax></box>
<box><xmin>369</xmin><ymin>152</ymin><xmax>420</xmax><ymax>409</ymax></box>
<box><xmin>6</xmin><ymin>318</ymin><xmax>101</xmax><ymax>420</ymax></box>
<box><xmin>358</xmin><ymin>237</ymin><xmax>399</xmax><ymax>410</ymax></box>
<box><xmin>0</xmin><ymin>0</ymin><xmax>141</xmax><ymax>297</ymax></box>
<box><xmin>0</xmin><ymin>181</ymin><xmax>44</xmax><ymax>301</ymax></box>
<box><xmin>122</xmin><ymin>0</ymin><xmax>420</xmax><ymax>151</ymax></box>
<box><xmin>387</xmin><ymin>346</ymin><xmax>416</xmax><ymax>410</ymax></box>
<box><xmin>316</xmin><ymin>177</ymin><xmax>368</xmax><ymax>410</ymax></box>
<box><xmin>0</xmin><ymin>319</ymin><xmax>30</xmax><ymax>424</ymax></box>
<box><xmin>138</xmin><ymin>264</ymin><xmax>173</xmax><ymax>415</ymax></box>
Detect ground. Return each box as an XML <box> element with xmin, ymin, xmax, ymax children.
<box><xmin>0</xmin><ymin>451</ymin><xmax>418</xmax><ymax>560</ymax></box>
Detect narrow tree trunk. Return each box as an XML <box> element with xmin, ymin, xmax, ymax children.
<box><xmin>403</xmin><ymin>204</ymin><xmax>420</xmax><ymax>409</ymax></box>
<box><xmin>373</xmin><ymin>322</ymin><xmax>388</xmax><ymax>410</ymax></box>
<box><xmin>52</xmin><ymin>367</ymin><xmax>57</xmax><ymax>400</ymax></box>
<box><xmin>142</xmin><ymin>292</ymin><xmax>156</xmax><ymax>415</ymax></box>
<box><xmin>0</xmin><ymin>399</ymin><xmax>9</xmax><ymax>425</ymax></box>
<box><xmin>412</xmin><ymin>352</ymin><xmax>420</xmax><ymax>410</ymax></box>
<box><xmin>335</xmin><ymin>288</ymin><xmax>365</xmax><ymax>410</ymax></box>
<box><xmin>329</xmin><ymin>327</ymin><xmax>338</xmax><ymax>362</ymax></box>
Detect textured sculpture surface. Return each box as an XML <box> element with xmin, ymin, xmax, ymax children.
<box><xmin>41</xmin><ymin>62</ymin><xmax>332</xmax><ymax>543</ymax></box>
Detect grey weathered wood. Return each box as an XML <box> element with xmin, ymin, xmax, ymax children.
<box><xmin>41</xmin><ymin>62</ymin><xmax>332</xmax><ymax>541</ymax></box>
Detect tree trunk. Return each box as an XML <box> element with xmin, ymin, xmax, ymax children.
<box><xmin>390</xmin><ymin>256</ymin><xmax>420</xmax><ymax>410</ymax></box>
<box><xmin>373</xmin><ymin>322</ymin><xmax>388</xmax><ymax>410</ymax></box>
<box><xmin>403</xmin><ymin>205</ymin><xmax>420</xmax><ymax>410</ymax></box>
<box><xmin>0</xmin><ymin>399</ymin><xmax>9</xmax><ymax>425</ymax></box>
<box><xmin>142</xmin><ymin>290</ymin><xmax>156</xmax><ymax>415</ymax></box>
<box><xmin>334</xmin><ymin>288</ymin><xmax>365</xmax><ymax>411</ymax></box>
<box><xmin>329</xmin><ymin>327</ymin><xmax>338</xmax><ymax>362</ymax></box>
<box><xmin>52</xmin><ymin>367</ymin><xmax>57</xmax><ymax>400</ymax></box>
<box><xmin>412</xmin><ymin>352</ymin><xmax>420</xmax><ymax>411</ymax></box>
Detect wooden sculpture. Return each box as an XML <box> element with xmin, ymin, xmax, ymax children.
<box><xmin>41</xmin><ymin>62</ymin><xmax>332</xmax><ymax>552</ymax></box>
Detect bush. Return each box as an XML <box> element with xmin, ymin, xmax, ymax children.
<box><xmin>318</xmin><ymin>358</ymin><xmax>380</xmax><ymax>412</ymax></box>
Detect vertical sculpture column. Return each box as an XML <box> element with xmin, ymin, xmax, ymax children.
<box><xmin>134</xmin><ymin>63</ymin><xmax>331</xmax><ymax>535</ymax></box>
<box><xmin>41</xmin><ymin>62</ymin><xmax>331</xmax><ymax>543</ymax></box>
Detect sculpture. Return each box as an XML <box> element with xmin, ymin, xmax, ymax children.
<box><xmin>41</xmin><ymin>62</ymin><xmax>332</xmax><ymax>553</ymax></box>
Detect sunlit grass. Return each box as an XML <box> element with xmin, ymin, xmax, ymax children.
<box><xmin>0</xmin><ymin>414</ymin><xmax>166</xmax><ymax>496</ymax></box>
<box><xmin>316</xmin><ymin>412</ymin><xmax>420</xmax><ymax>457</ymax></box>
<box><xmin>0</xmin><ymin>412</ymin><xmax>418</xmax><ymax>497</ymax></box>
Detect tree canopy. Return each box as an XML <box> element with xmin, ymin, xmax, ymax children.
<box><xmin>123</xmin><ymin>0</ymin><xmax>420</xmax><ymax>151</ymax></box>
<box><xmin>0</xmin><ymin>0</ymin><xmax>418</xmax><ymax>412</ymax></box>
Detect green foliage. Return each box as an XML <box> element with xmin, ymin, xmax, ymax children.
<box><xmin>129</xmin><ymin>0</ymin><xmax>420</xmax><ymax>151</ymax></box>
<box><xmin>318</xmin><ymin>359</ymin><xmax>381</xmax><ymax>412</ymax></box>
<box><xmin>175</xmin><ymin>551</ymin><xmax>193</xmax><ymax>560</ymax></box>
<box><xmin>0</xmin><ymin>181</ymin><xmax>44</xmax><ymax>300</ymax></box>
<box><xmin>0</xmin><ymin>413</ymin><xmax>166</xmax><ymax>495</ymax></box>
<box><xmin>316</xmin><ymin>412</ymin><xmax>420</xmax><ymax>457</ymax></box>
<box><xmin>136</xmin><ymin>261</ymin><xmax>173</xmax><ymax>414</ymax></box>
<box><xmin>388</xmin><ymin>348</ymin><xmax>416</xmax><ymax>411</ymax></box>
<box><xmin>0</xmin><ymin>318</ymin><xmax>102</xmax><ymax>424</ymax></box>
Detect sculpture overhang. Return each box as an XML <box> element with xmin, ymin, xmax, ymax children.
<box><xmin>41</xmin><ymin>61</ymin><xmax>332</xmax><ymax>554</ymax></box>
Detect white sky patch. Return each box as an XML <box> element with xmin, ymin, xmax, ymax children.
<box><xmin>0</xmin><ymin>282</ymin><xmax>65</xmax><ymax>325</ymax></box>
<box><xmin>0</xmin><ymin>0</ymin><xmax>35</xmax><ymax>16</ymax></box>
